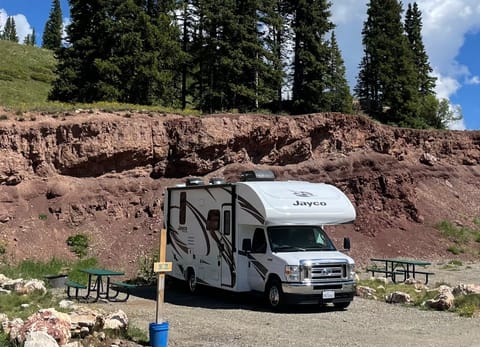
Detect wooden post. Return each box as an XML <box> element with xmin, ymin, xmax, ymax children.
<box><xmin>154</xmin><ymin>228</ymin><xmax>172</xmax><ymax>324</ymax></box>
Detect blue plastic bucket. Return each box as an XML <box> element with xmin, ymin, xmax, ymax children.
<box><xmin>149</xmin><ymin>322</ymin><xmax>169</xmax><ymax>347</ymax></box>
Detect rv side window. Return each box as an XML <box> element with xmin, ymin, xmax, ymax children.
<box><xmin>223</xmin><ymin>210</ymin><xmax>231</xmax><ymax>236</ymax></box>
<box><xmin>252</xmin><ymin>228</ymin><xmax>267</xmax><ymax>253</ymax></box>
<box><xmin>207</xmin><ymin>209</ymin><xmax>220</xmax><ymax>231</ymax></box>
<box><xmin>179</xmin><ymin>192</ymin><xmax>186</xmax><ymax>225</ymax></box>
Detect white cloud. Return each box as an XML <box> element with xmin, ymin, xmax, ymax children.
<box><xmin>466</xmin><ymin>76</ymin><xmax>480</xmax><ymax>85</ymax></box>
<box><xmin>0</xmin><ymin>9</ymin><xmax>32</xmax><ymax>43</ymax></box>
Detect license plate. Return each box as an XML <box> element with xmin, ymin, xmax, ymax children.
<box><xmin>322</xmin><ymin>290</ymin><xmax>335</xmax><ymax>299</ymax></box>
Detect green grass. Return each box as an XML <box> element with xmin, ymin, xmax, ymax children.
<box><xmin>435</xmin><ymin>219</ymin><xmax>480</xmax><ymax>254</ymax></box>
<box><xmin>0</xmin><ymin>40</ymin><xmax>56</xmax><ymax>107</ymax></box>
<box><xmin>0</xmin><ymin>257</ymin><xmax>97</xmax><ymax>285</ymax></box>
<box><xmin>0</xmin><ymin>40</ymin><xmax>202</xmax><ymax>116</ymax></box>
<box><xmin>357</xmin><ymin>278</ymin><xmax>480</xmax><ymax>317</ymax></box>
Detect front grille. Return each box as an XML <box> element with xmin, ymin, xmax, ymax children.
<box><xmin>301</xmin><ymin>259</ymin><xmax>348</xmax><ymax>283</ymax></box>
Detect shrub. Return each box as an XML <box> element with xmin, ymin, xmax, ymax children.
<box><xmin>66</xmin><ymin>233</ymin><xmax>89</xmax><ymax>258</ymax></box>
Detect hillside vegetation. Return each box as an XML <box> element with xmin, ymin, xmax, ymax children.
<box><xmin>0</xmin><ymin>41</ymin><xmax>56</xmax><ymax>108</ymax></box>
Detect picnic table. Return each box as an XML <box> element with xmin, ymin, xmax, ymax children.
<box><xmin>66</xmin><ymin>268</ymin><xmax>131</xmax><ymax>302</ymax></box>
<box><xmin>367</xmin><ymin>258</ymin><xmax>435</xmax><ymax>284</ymax></box>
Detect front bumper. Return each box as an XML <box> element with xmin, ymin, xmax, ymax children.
<box><xmin>282</xmin><ymin>280</ymin><xmax>356</xmax><ymax>305</ymax></box>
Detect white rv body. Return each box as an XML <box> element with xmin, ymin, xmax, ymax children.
<box><xmin>165</xmin><ymin>173</ymin><xmax>356</xmax><ymax>307</ymax></box>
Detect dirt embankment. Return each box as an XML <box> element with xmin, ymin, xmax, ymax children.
<box><xmin>0</xmin><ymin>109</ymin><xmax>479</xmax><ymax>276</ymax></box>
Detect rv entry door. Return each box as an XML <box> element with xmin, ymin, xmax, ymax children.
<box><xmin>220</xmin><ymin>205</ymin><xmax>234</xmax><ymax>287</ymax></box>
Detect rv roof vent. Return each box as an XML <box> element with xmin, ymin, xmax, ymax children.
<box><xmin>209</xmin><ymin>177</ymin><xmax>226</xmax><ymax>185</ymax></box>
<box><xmin>186</xmin><ymin>177</ymin><xmax>204</xmax><ymax>186</ymax></box>
<box><xmin>240</xmin><ymin>170</ymin><xmax>275</xmax><ymax>182</ymax></box>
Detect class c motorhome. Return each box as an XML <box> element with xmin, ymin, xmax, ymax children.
<box><xmin>164</xmin><ymin>170</ymin><xmax>357</xmax><ymax>309</ymax></box>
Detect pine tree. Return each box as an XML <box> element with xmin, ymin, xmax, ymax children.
<box><xmin>50</xmin><ymin>0</ymin><xmax>183</xmax><ymax>105</ymax></box>
<box><xmin>42</xmin><ymin>0</ymin><xmax>63</xmax><ymax>50</ymax></box>
<box><xmin>355</xmin><ymin>0</ymin><xmax>419</xmax><ymax>126</ymax></box>
<box><xmin>405</xmin><ymin>2</ymin><xmax>435</xmax><ymax>96</ymax></box>
<box><xmin>2</xmin><ymin>17</ymin><xmax>19</xmax><ymax>42</ymax></box>
<box><xmin>188</xmin><ymin>0</ymin><xmax>280</xmax><ymax>113</ymax></box>
<box><xmin>24</xmin><ymin>28</ymin><xmax>37</xmax><ymax>46</ymax></box>
<box><xmin>405</xmin><ymin>2</ymin><xmax>441</xmax><ymax>128</ymax></box>
<box><xmin>291</xmin><ymin>0</ymin><xmax>334</xmax><ymax>114</ymax></box>
<box><xmin>325</xmin><ymin>31</ymin><xmax>352</xmax><ymax>113</ymax></box>
<box><xmin>259</xmin><ymin>0</ymin><xmax>288</xmax><ymax>112</ymax></box>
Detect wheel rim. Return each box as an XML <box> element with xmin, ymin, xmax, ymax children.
<box><xmin>269</xmin><ymin>285</ymin><xmax>280</xmax><ymax>307</ymax></box>
<box><xmin>188</xmin><ymin>274</ymin><xmax>196</xmax><ymax>292</ymax></box>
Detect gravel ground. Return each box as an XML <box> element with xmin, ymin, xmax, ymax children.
<box><xmin>94</xmin><ymin>261</ymin><xmax>480</xmax><ymax>347</ymax></box>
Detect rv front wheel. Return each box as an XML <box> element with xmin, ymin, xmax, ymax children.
<box><xmin>265</xmin><ymin>279</ymin><xmax>284</xmax><ymax>310</ymax></box>
<box><xmin>333</xmin><ymin>301</ymin><xmax>351</xmax><ymax>310</ymax></box>
<box><xmin>186</xmin><ymin>270</ymin><xmax>197</xmax><ymax>294</ymax></box>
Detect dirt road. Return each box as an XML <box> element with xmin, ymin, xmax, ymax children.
<box><xmin>98</xmin><ymin>262</ymin><xmax>480</xmax><ymax>347</ymax></box>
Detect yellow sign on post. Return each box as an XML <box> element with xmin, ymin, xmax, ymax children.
<box><xmin>154</xmin><ymin>262</ymin><xmax>172</xmax><ymax>273</ymax></box>
<box><xmin>155</xmin><ymin>228</ymin><xmax>171</xmax><ymax>324</ymax></box>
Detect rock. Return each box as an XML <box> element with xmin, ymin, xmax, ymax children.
<box><xmin>425</xmin><ymin>285</ymin><xmax>454</xmax><ymax>310</ymax></box>
<box><xmin>104</xmin><ymin>310</ymin><xmax>128</xmax><ymax>331</ymax></box>
<box><xmin>14</xmin><ymin>279</ymin><xmax>47</xmax><ymax>295</ymax></box>
<box><xmin>452</xmin><ymin>283</ymin><xmax>480</xmax><ymax>296</ymax></box>
<box><xmin>356</xmin><ymin>286</ymin><xmax>377</xmax><ymax>299</ymax></box>
<box><xmin>24</xmin><ymin>331</ymin><xmax>59</xmax><ymax>347</ymax></box>
<box><xmin>385</xmin><ymin>291</ymin><xmax>411</xmax><ymax>304</ymax></box>
<box><xmin>419</xmin><ymin>152</ymin><xmax>437</xmax><ymax>166</ymax></box>
<box><xmin>69</xmin><ymin>307</ymin><xmax>104</xmax><ymax>336</ymax></box>
<box><xmin>17</xmin><ymin>308</ymin><xmax>71</xmax><ymax>346</ymax></box>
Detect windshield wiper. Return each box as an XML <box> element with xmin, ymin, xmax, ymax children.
<box><xmin>273</xmin><ymin>245</ymin><xmax>307</xmax><ymax>252</ymax></box>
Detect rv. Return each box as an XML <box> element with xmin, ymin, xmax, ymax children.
<box><xmin>164</xmin><ymin>170</ymin><xmax>356</xmax><ymax>309</ymax></box>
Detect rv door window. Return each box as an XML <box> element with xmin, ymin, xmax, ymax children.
<box><xmin>180</xmin><ymin>192</ymin><xmax>187</xmax><ymax>225</ymax></box>
<box><xmin>223</xmin><ymin>210</ymin><xmax>231</xmax><ymax>236</ymax></box>
<box><xmin>252</xmin><ymin>228</ymin><xmax>267</xmax><ymax>253</ymax></box>
<box><xmin>206</xmin><ymin>209</ymin><xmax>220</xmax><ymax>231</ymax></box>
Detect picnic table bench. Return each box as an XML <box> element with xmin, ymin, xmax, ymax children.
<box><xmin>367</xmin><ymin>258</ymin><xmax>435</xmax><ymax>284</ymax></box>
<box><xmin>65</xmin><ymin>268</ymin><xmax>132</xmax><ymax>302</ymax></box>
<box><xmin>65</xmin><ymin>279</ymin><xmax>87</xmax><ymax>299</ymax></box>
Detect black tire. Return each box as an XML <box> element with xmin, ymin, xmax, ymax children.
<box><xmin>186</xmin><ymin>269</ymin><xmax>197</xmax><ymax>294</ymax></box>
<box><xmin>333</xmin><ymin>301</ymin><xmax>351</xmax><ymax>310</ymax></box>
<box><xmin>265</xmin><ymin>279</ymin><xmax>284</xmax><ymax>310</ymax></box>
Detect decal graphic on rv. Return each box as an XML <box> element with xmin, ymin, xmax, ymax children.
<box><xmin>165</xmin><ymin>171</ymin><xmax>357</xmax><ymax>309</ymax></box>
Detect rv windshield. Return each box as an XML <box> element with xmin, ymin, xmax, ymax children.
<box><xmin>267</xmin><ymin>226</ymin><xmax>336</xmax><ymax>252</ymax></box>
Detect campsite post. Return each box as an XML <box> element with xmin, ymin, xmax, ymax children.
<box><xmin>154</xmin><ymin>228</ymin><xmax>172</xmax><ymax>323</ymax></box>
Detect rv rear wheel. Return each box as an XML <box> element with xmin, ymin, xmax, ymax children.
<box><xmin>265</xmin><ymin>279</ymin><xmax>284</xmax><ymax>310</ymax></box>
<box><xmin>186</xmin><ymin>270</ymin><xmax>197</xmax><ymax>294</ymax></box>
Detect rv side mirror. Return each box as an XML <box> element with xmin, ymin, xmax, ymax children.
<box><xmin>343</xmin><ymin>237</ymin><xmax>351</xmax><ymax>251</ymax></box>
<box><xmin>242</xmin><ymin>238</ymin><xmax>252</xmax><ymax>252</ymax></box>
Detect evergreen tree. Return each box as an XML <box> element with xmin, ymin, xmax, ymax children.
<box><xmin>325</xmin><ymin>31</ymin><xmax>352</xmax><ymax>113</ymax></box>
<box><xmin>291</xmin><ymin>0</ymin><xmax>334</xmax><ymax>114</ymax></box>
<box><xmin>260</xmin><ymin>0</ymin><xmax>288</xmax><ymax>111</ymax></box>
<box><xmin>405</xmin><ymin>2</ymin><xmax>440</xmax><ymax>128</ymax></box>
<box><xmin>188</xmin><ymin>0</ymin><xmax>280</xmax><ymax>113</ymax></box>
<box><xmin>405</xmin><ymin>2</ymin><xmax>435</xmax><ymax>96</ymax></box>
<box><xmin>50</xmin><ymin>0</ymin><xmax>183</xmax><ymax>106</ymax></box>
<box><xmin>42</xmin><ymin>0</ymin><xmax>63</xmax><ymax>50</ymax></box>
<box><xmin>24</xmin><ymin>28</ymin><xmax>37</xmax><ymax>46</ymax></box>
<box><xmin>2</xmin><ymin>17</ymin><xmax>19</xmax><ymax>42</ymax></box>
<box><xmin>355</xmin><ymin>0</ymin><xmax>419</xmax><ymax>126</ymax></box>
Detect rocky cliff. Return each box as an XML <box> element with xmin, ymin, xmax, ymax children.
<box><xmin>0</xmin><ymin>109</ymin><xmax>479</xmax><ymax>276</ymax></box>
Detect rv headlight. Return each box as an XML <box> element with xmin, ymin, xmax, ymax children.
<box><xmin>285</xmin><ymin>265</ymin><xmax>300</xmax><ymax>282</ymax></box>
<box><xmin>348</xmin><ymin>264</ymin><xmax>356</xmax><ymax>280</ymax></box>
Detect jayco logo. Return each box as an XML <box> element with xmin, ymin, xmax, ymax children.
<box><xmin>293</xmin><ymin>200</ymin><xmax>327</xmax><ymax>207</ymax></box>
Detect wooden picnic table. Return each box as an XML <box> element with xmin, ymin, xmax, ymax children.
<box><xmin>66</xmin><ymin>268</ymin><xmax>128</xmax><ymax>302</ymax></box>
<box><xmin>367</xmin><ymin>258</ymin><xmax>434</xmax><ymax>284</ymax></box>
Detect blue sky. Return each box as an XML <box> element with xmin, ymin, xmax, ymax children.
<box><xmin>1</xmin><ymin>0</ymin><xmax>479</xmax><ymax>130</ymax></box>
